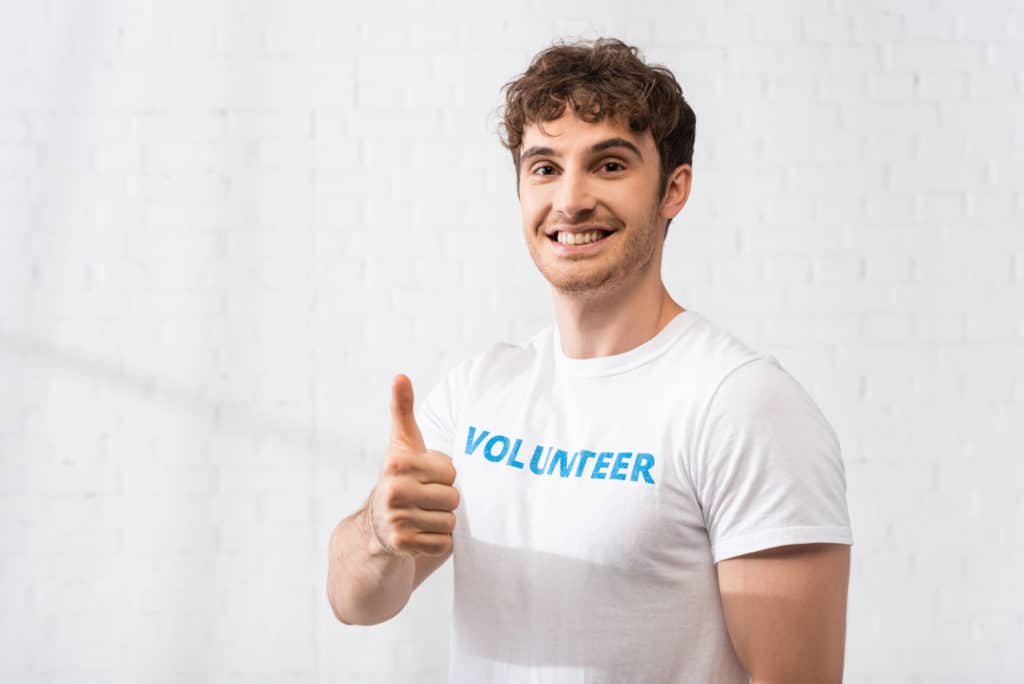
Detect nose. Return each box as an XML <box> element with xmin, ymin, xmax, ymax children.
<box><xmin>552</xmin><ymin>167</ymin><xmax>597</xmax><ymax>222</ymax></box>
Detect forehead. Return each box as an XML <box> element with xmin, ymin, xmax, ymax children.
<box><xmin>520</xmin><ymin>110</ymin><xmax>653</xmax><ymax>155</ymax></box>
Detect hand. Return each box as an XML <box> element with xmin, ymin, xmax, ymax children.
<box><xmin>367</xmin><ymin>373</ymin><xmax>459</xmax><ymax>558</ymax></box>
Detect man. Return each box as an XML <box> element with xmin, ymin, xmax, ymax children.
<box><xmin>327</xmin><ymin>37</ymin><xmax>853</xmax><ymax>683</ymax></box>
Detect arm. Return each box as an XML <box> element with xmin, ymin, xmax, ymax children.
<box><xmin>716</xmin><ymin>542</ymin><xmax>851</xmax><ymax>683</ymax></box>
<box><xmin>326</xmin><ymin>493</ymin><xmax>416</xmax><ymax>626</ymax></box>
<box><xmin>326</xmin><ymin>492</ymin><xmax>455</xmax><ymax>625</ymax></box>
<box><xmin>327</xmin><ymin>374</ymin><xmax>459</xmax><ymax>626</ymax></box>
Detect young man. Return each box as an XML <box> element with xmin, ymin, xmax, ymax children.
<box><xmin>327</xmin><ymin>37</ymin><xmax>853</xmax><ymax>683</ymax></box>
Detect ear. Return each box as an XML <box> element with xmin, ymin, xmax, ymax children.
<box><xmin>660</xmin><ymin>163</ymin><xmax>692</xmax><ymax>221</ymax></box>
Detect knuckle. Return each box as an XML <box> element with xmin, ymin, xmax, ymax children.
<box><xmin>393</xmin><ymin>530</ymin><xmax>413</xmax><ymax>550</ymax></box>
<box><xmin>383</xmin><ymin>454</ymin><xmax>410</xmax><ymax>477</ymax></box>
<box><xmin>388</xmin><ymin>507</ymin><xmax>409</xmax><ymax>528</ymax></box>
<box><xmin>377</xmin><ymin>482</ymin><xmax>403</xmax><ymax>510</ymax></box>
<box><xmin>386</xmin><ymin>482</ymin><xmax>410</xmax><ymax>509</ymax></box>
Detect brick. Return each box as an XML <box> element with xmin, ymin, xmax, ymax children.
<box><xmin>707</xmin><ymin>11</ymin><xmax>802</xmax><ymax>42</ymax></box>
<box><xmin>917</xmin><ymin>192</ymin><xmax>967</xmax><ymax>222</ymax></box>
<box><xmin>815</xmin><ymin>253</ymin><xmax>864</xmax><ymax>282</ymax></box>
<box><xmin>890</xmin><ymin>161</ymin><xmax>989</xmax><ymax>192</ymax></box>
<box><xmin>954</xmin><ymin>11</ymin><xmax>1017</xmax><ymax>40</ymax></box>
<box><xmin>708</xmin><ymin>254</ymin><xmax>763</xmax><ymax>285</ymax></box>
<box><xmin>763</xmin><ymin>254</ymin><xmax>812</xmax><ymax>283</ymax></box>
<box><xmin>0</xmin><ymin>143</ymin><xmax>35</xmax><ymax>173</ymax></box>
<box><xmin>0</xmin><ymin>116</ymin><xmax>28</xmax><ymax>141</ymax></box>
<box><xmin>650</xmin><ymin>16</ymin><xmax>709</xmax><ymax>46</ymax></box>
<box><xmin>801</xmin><ymin>13</ymin><xmax>854</xmax><ymax>41</ymax></box>
<box><xmin>840</xmin><ymin>102</ymin><xmax>941</xmax><ymax>134</ymax></box>
<box><xmin>991</xmin><ymin>161</ymin><xmax>1024</xmax><ymax>191</ymax></box>
<box><xmin>852</xmin><ymin>11</ymin><xmax>908</xmax><ymax>42</ymax></box>
<box><xmin>967</xmin><ymin>67</ymin><xmax>1021</xmax><ymax>99</ymax></box>
<box><xmin>864</xmin><ymin>255</ymin><xmax>913</xmax><ymax>283</ymax></box>
<box><xmin>131</xmin><ymin>112</ymin><xmax>226</xmax><ymax>141</ymax></box>
<box><xmin>863</xmin><ymin>312</ymin><xmax>913</xmax><ymax>342</ymax></box>
<box><xmin>864</xmin><ymin>131</ymin><xmax>916</xmax><ymax>162</ymax></box>
<box><xmin>815</xmin><ymin>194</ymin><xmax>869</xmax><ymax>225</ymax></box>
<box><xmin>887</xmin><ymin>43</ymin><xmax>987</xmax><ymax>72</ymax></box>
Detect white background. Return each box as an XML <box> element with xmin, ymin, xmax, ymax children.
<box><xmin>1</xmin><ymin>1</ymin><xmax>1022</xmax><ymax>682</ymax></box>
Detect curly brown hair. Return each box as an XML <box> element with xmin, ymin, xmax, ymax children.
<box><xmin>497</xmin><ymin>37</ymin><xmax>696</xmax><ymax>236</ymax></box>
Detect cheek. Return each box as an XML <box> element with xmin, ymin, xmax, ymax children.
<box><xmin>520</xmin><ymin>194</ymin><xmax>546</xmax><ymax>225</ymax></box>
<box><xmin>616</xmin><ymin>183</ymin><xmax>657</xmax><ymax>219</ymax></box>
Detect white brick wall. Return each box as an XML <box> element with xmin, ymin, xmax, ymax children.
<box><xmin>1</xmin><ymin>1</ymin><xmax>1022</xmax><ymax>682</ymax></box>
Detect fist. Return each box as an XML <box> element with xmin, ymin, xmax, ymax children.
<box><xmin>368</xmin><ymin>373</ymin><xmax>459</xmax><ymax>558</ymax></box>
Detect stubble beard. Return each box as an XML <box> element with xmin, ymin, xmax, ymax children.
<box><xmin>529</xmin><ymin>199</ymin><xmax>663</xmax><ymax>301</ymax></box>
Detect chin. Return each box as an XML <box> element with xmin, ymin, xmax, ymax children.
<box><xmin>544</xmin><ymin>268</ymin><xmax>620</xmax><ymax>296</ymax></box>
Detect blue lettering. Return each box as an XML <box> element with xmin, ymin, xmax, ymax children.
<box><xmin>465</xmin><ymin>425</ymin><xmax>489</xmax><ymax>455</ymax></box>
<box><xmin>463</xmin><ymin>425</ymin><xmax>656</xmax><ymax>486</ymax></box>
<box><xmin>547</xmin><ymin>449</ymin><xmax>577</xmax><ymax>478</ymax></box>
<box><xmin>529</xmin><ymin>445</ymin><xmax>551</xmax><ymax>475</ymax></box>
<box><xmin>631</xmin><ymin>453</ymin><xmax>656</xmax><ymax>484</ymax></box>
<box><xmin>575</xmin><ymin>450</ymin><xmax>596</xmax><ymax>477</ymax></box>
<box><xmin>484</xmin><ymin>435</ymin><xmax>510</xmax><ymax>463</ymax></box>
<box><xmin>506</xmin><ymin>438</ymin><xmax>525</xmax><ymax>469</ymax></box>
<box><xmin>610</xmin><ymin>452</ymin><xmax>632</xmax><ymax>480</ymax></box>
<box><xmin>591</xmin><ymin>451</ymin><xmax>614</xmax><ymax>479</ymax></box>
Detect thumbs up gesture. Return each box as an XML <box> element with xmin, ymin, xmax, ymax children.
<box><xmin>367</xmin><ymin>374</ymin><xmax>459</xmax><ymax>558</ymax></box>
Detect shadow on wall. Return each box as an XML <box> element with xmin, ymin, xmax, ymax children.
<box><xmin>0</xmin><ymin>326</ymin><xmax>336</xmax><ymax>452</ymax></box>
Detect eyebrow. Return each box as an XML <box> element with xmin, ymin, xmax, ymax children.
<box><xmin>519</xmin><ymin>137</ymin><xmax>645</xmax><ymax>165</ymax></box>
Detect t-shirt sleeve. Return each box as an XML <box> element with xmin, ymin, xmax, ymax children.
<box><xmin>690</xmin><ymin>355</ymin><xmax>854</xmax><ymax>564</ymax></box>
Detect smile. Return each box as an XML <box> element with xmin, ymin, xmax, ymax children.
<box><xmin>546</xmin><ymin>230</ymin><xmax>616</xmax><ymax>255</ymax></box>
<box><xmin>550</xmin><ymin>229</ymin><xmax>612</xmax><ymax>245</ymax></box>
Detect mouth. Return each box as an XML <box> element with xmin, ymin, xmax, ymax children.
<box><xmin>546</xmin><ymin>228</ymin><xmax>615</xmax><ymax>245</ymax></box>
<box><xmin>545</xmin><ymin>229</ymin><xmax>617</xmax><ymax>254</ymax></box>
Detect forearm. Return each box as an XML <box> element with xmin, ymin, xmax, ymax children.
<box><xmin>326</xmin><ymin>498</ymin><xmax>415</xmax><ymax>626</ymax></box>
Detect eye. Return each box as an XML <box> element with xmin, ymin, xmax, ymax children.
<box><xmin>531</xmin><ymin>164</ymin><xmax>557</xmax><ymax>176</ymax></box>
<box><xmin>602</xmin><ymin>160</ymin><xmax>626</xmax><ymax>172</ymax></box>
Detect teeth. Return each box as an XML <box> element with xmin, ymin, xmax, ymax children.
<box><xmin>556</xmin><ymin>230</ymin><xmax>605</xmax><ymax>245</ymax></box>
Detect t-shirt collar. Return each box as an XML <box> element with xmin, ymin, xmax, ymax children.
<box><xmin>552</xmin><ymin>309</ymin><xmax>697</xmax><ymax>378</ymax></box>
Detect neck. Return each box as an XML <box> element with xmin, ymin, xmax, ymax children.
<box><xmin>552</xmin><ymin>264</ymin><xmax>685</xmax><ymax>360</ymax></box>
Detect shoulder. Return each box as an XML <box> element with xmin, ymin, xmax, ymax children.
<box><xmin>674</xmin><ymin>311</ymin><xmax>769</xmax><ymax>394</ymax></box>
<box><xmin>695</xmin><ymin>352</ymin><xmax>840</xmax><ymax>466</ymax></box>
<box><xmin>459</xmin><ymin>324</ymin><xmax>548</xmax><ymax>383</ymax></box>
<box><xmin>439</xmin><ymin>324</ymin><xmax>548</xmax><ymax>395</ymax></box>
<box><xmin>709</xmin><ymin>355</ymin><xmax>825</xmax><ymax>427</ymax></box>
<box><xmin>675</xmin><ymin>313</ymin><xmax>837</xmax><ymax>448</ymax></box>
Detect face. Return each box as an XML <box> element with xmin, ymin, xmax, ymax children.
<box><xmin>517</xmin><ymin>107</ymin><xmax>685</xmax><ymax>300</ymax></box>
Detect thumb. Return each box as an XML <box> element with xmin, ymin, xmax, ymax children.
<box><xmin>390</xmin><ymin>373</ymin><xmax>426</xmax><ymax>452</ymax></box>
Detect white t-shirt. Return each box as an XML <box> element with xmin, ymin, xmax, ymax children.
<box><xmin>415</xmin><ymin>309</ymin><xmax>853</xmax><ymax>684</ymax></box>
